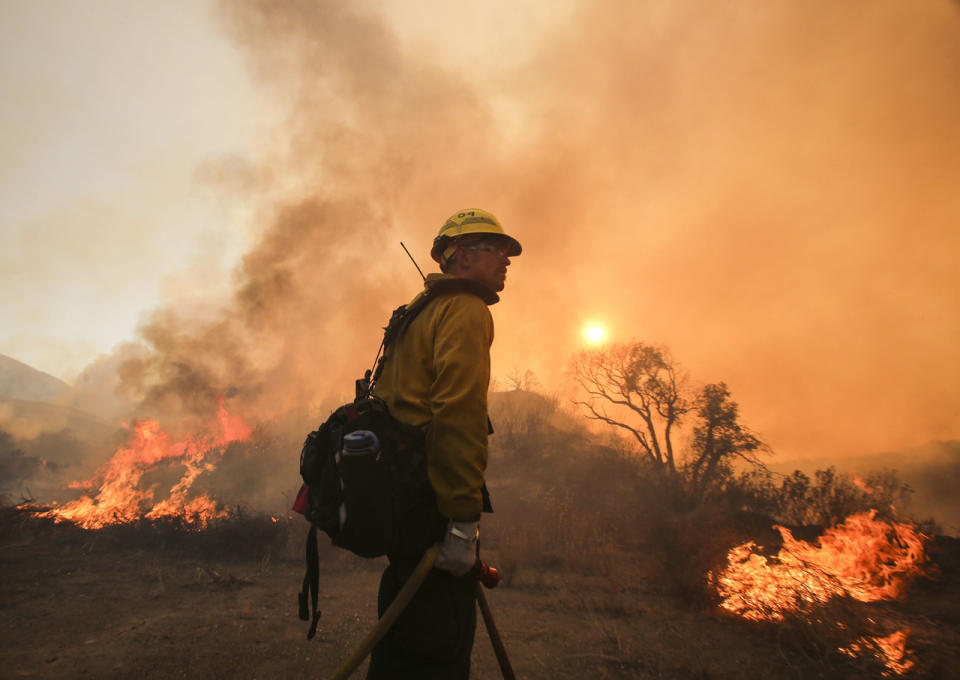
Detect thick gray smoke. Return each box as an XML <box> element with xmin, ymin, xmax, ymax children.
<box><xmin>112</xmin><ymin>0</ymin><xmax>959</xmax><ymax>468</ymax></box>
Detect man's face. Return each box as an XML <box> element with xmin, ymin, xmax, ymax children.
<box><xmin>455</xmin><ymin>239</ymin><xmax>512</xmax><ymax>292</ymax></box>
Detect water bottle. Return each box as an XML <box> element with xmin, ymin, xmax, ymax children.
<box><xmin>341</xmin><ymin>430</ymin><xmax>380</xmax><ymax>459</ymax></box>
<box><xmin>336</xmin><ymin>430</ymin><xmax>393</xmax><ymax>556</ymax></box>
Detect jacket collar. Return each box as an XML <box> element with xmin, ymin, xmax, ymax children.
<box><xmin>423</xmin><ymin>273</ymin><xmax>499</xmax><ymax>305</ymax></box>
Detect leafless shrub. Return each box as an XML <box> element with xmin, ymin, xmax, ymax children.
<box><xmin>729</xmin><ymin>466</ymin><xmax>914</xmax><ymax>527</ymax></box>
<box><xmin>488</xmin><ymin>389</ymin><xmax>562</xmax><ymax>455</ymax></box>
<box><xmin>642</xmin><ymin>501</ymin><xmax>749</xmax><ymax>606</ymax></box>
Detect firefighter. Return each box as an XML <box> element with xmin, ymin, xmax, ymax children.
<box><xmin>366</xmin><ymin>208</ymin><xmax>521</xmax><ymax>679</ymax></box>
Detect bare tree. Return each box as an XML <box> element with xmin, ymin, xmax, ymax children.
<box><xmin>504</xmin><ymin>367</ymin><xmax>541</xmax><ymax>392</ymax></box>
<box><xmin>570</xmin><ymin>342</ymin><xmax>688</xmax><ymax>475</ymax></box>
<box><xmin>571</xmin><ymin>343</ymin><xmax>767</xmax><ymax>502</ymax></box>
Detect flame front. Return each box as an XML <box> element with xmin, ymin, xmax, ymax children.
<box><xmin>36</xmin><ymin>401</ymin><xmax>251</xmax><ymax>529</ymax></box>
<box><xmin>713</xmin><ymin>511</ymin><xmax>926</xmax><ymax>621</ymax></box>
<box><xmin>711</xmin><ymin>511</ymin><xmax>927</xmax><ymax>675</ymax></box>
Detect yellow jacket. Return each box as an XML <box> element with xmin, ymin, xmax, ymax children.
<box><xmin>372</xmin><ymin>274</ymin><xmax>497</xmax><ymax>520</ymax></box>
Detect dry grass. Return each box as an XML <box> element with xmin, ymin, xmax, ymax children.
<box><xmin>5</xmin><ymin>495</ymin><xmax>958</xmax><ymax>677</ymax></box>
<box><xmin>5</xmin><ymin>388</ymin><xmax>958</xmax><ymax>678</ymax></box>
<box><xmin>1</xmin><ymin>501</ymin><xmax>297</xmax><ymax>562</ymax></box>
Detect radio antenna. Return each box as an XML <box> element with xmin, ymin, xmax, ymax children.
<box><xmin>400</xmin><ymin>241</ymin><xmax>426</xmax><ymax>280</ymax></box>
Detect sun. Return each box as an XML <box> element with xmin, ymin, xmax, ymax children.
<box><xmin>584</xmin><ymin>324</ymin><xmax>606</xmax><ymax>344</ymax></box>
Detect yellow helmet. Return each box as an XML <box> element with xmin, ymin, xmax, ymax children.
<box><xmin>430</xmin><ymin>208</ymin><xmax>522</xmax><ymax>263</ymax></box>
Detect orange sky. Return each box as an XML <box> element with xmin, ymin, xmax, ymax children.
<box><xmin>3</xmin><ymin>0</ymin><xmax>959</xmax><ymax>462</ymax></box>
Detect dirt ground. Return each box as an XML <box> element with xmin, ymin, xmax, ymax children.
<box><xmin>1</xmin><ymin>516</ymin><xmax>957</xmax><ymax>680</ymax></box>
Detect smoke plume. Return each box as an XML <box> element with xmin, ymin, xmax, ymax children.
<box><xmin>114</xmin><ymin>0</ymin><xmax>959</xmax><ymax>465</ymax></box>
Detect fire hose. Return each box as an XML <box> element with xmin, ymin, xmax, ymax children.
<box><xmin>328</xmin><ymin>545</ymin><xmax>513</xmax><ymax>680</ymax></box>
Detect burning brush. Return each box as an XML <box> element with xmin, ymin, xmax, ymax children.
<box><xmin>711</xmin><ymin>510</ymin><xmax>929</xmax><ymax>676</ymax></box>
<box><xmin>28</xmin><ymin>399</ymin><xmax>251</xmax><ymax>530</ymax></box>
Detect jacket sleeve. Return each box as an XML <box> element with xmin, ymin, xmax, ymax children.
<box><xmin>426</xmin><ymin>294</ymin><xmax>493</xmax><ymax>520</ymax></box>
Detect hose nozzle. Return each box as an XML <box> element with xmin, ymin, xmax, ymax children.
<box><xmin>471</xmin><ymin>560</ymin><xmax>501</xmax><ymax>589</ymax></box>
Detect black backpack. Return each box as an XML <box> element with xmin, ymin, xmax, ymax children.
<box><xmin>298</xmin><ymin>395</ymin><xmax>429</xmax><ymax>557</ymax></box>
<box><xmin>295</xmin><ymin>277</ymin><xmax>495</xmax><ymax>639</ymax></box>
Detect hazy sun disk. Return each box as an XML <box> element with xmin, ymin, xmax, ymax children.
<box><xmin>584</xmin><ymin>324</ymin><xmax>606</xmax><ymax>344</ymax></box>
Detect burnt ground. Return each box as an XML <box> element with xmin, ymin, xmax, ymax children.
<box><xmin>2</xmin><ymin>513</ymin><xmax>959</xmax><ymax>680</ymax></box>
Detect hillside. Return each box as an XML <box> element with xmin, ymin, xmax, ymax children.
<box><xmin>0</xmin><ymin>354</ymin><xmax>68</xmax><ymax>402</ymax></box>
<box><xmin>0</xmin><ymin>399</ymin><xmax>115</xmax><ymax>442</ymax></box>
<box><xmin>0</xmin><ymin>356</ymin><xmax>121</xmax><ymax>501</ymax></box>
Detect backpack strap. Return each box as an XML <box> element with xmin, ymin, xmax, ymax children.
<box><xmin>368</xmin><ymin>277</ymin><xmax>497</xmax><ymax>394</ymax></box>
<box><xmin>298</xmin><ymin>525</ymin><xmax>321</xmax><ymax>640</ymax></box>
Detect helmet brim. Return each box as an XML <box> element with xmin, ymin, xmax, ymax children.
<box><xmin>431</xmin><ymin>233</ymin><xmax>522</xmax><ymax>263</ymax></box>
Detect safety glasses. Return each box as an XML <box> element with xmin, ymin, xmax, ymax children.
<box><xmin>462</xmin><ymin>241</ymin><xmax>511</xmax><ymax>258</ymax></box>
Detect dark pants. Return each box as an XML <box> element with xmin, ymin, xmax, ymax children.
<box><xmin>366</xmin><ymin>559</ymin><xmax>477</xmax><ymax>679</ymax></box>
<box><xmin>366</xmin><ymin>499</ymin><xmax>476</xmax><ymax>679</ymax></box>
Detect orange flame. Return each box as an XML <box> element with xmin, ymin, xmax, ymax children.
<box><xmin>840</xmin><ymin>630</ymin><xmax>915</xmax><ymax>677</ymax></box>
<box><xmin>35</xmin><ymin>400</ymin><xmax>251</xmax><ymax>529</ymax></box>
<box><xmin>711</xmin><ymin>511</ymin><xmax>927</xmax><ymax>675</ymax></box>
<box><xmin>853</xmin><ymin>474</ymin><xmax>874</xmax><ymax>495</ymax></box>
<box><xmin>713</xmin><ymin>511</ymin><xmax>926</xmax><ymax>621</ymax></box>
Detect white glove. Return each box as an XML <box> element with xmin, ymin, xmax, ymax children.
<box><xmin>434</xmin><ymin>520</ymin><xmax>479</xmax><ymax>576</ymax></box>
